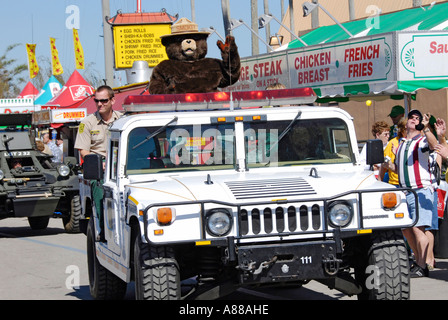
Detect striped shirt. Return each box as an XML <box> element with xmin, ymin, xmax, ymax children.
<box><xmin>395</xmin><ymin>135</ymin><xmax>435</xmax><ymax>190</ymax></box>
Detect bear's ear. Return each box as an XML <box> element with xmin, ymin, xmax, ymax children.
<box><xmin>161</xmin><ymin>36</ymin><xmax>173</xmax><ymax>47</ymax></box>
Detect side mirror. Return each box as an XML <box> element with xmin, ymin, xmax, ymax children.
<box><xmin>83</xmin><ymin>154</ymin><xmax>104</xmax><ymax>180</ymax></box>
<box><xmin>366</xmin><ymin>139</ymin><xmax>384</xmax><ymax>166</ymax></box>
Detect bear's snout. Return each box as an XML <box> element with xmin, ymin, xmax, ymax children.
<box><xmin>181</xmin><ymin>39</ymin><xmax>197</xmax><ymax>56</ymax></box>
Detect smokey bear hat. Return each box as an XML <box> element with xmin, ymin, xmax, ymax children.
<box><xmin>160</xmin><ymin>17</ymin><xmax>210</xmax><ymax>40</ymax></box>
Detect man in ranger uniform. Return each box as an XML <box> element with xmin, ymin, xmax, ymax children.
<box><xmin>75</xmin><ymin>85</ymin><xmax>122</xmax><ymax>241</ymax></box>
<box><xmin>75</xmin><ymin>85</ymin><xmax>121</xmax><ymax>160</ymax></box>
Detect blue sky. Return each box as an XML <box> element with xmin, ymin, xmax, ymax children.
<box><xmin>1</xmin><ymin>0</ymin><xmax>288</xmax><ymax>87</ymax></box>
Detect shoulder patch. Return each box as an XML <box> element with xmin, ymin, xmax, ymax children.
<box><xmin>78</xmin><ymin>123</ymin><xmax>85</xmax><ymax>134</ymax></box>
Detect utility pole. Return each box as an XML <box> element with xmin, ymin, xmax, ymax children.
<box><xmin>289</xmin><ymin>0</ymin><xmax>295</xmax><ymax>43</ymax></box>
<box><xmin>221</xmin><ymin>0</ymin><xmax>231</xmax><ymax>36</ymax></box>
<box><xmin>311</xmin><ymin>0</ymin><xmax>319</xmax><ymax>29</ymax></box>
<box><xmin>263</xmin><ymin>0</ymin><xmax>271</xmax><ymax>52</ymax></box>
<box><xmin>348</xmin><ymin>0</ymin><xmax>355</xmax><ymax>20</ymax></box>
<box><xmin>251</xmin><ymin>0</ymin><xmax>259</xmax><ymax>55</ymax></box>
<box><xmin>102</xmin><ymin>0</ymin><xmax>114</xmax><ymax>86</ymax></box>
<box><xmin>191</xmin><ymin>0</ymin><xmax>196</xmax><ymax>22</ymax></box>
<box><xmin>281</xmin><ymin>0</ymin><xmax>285</xmax><ymax>21</ymax></box>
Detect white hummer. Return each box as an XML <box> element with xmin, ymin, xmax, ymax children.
<box><xmin>80</xmin><ymin>88</ymin><xmax>417</xmax><ymax>300</ymax></box>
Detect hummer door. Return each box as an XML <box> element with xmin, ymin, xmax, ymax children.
<box><xmin>103</xmin><ymin>185</ymin><xmax>121</xmax><ymax>255</ymax></box>
<box><xmin>103</xmin><ymin>141</ymin><xmax>122</xmax><ymax>255</ymax></box>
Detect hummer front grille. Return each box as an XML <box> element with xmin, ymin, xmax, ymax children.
<box><xmin>238</xmin><ymin>203</ymin><xmax>323</xmax><ymax>237</ymax></box>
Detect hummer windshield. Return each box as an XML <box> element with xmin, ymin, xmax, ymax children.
<box><xmin>126</xmin><ymin>123</ymin><xmax>236</xmax><ymax>174</ymax></box>
<box><xmin>244</xmin><ymin>117</ymin><xmax>354</xmax><ymax>168</ymax></box>
<box><xmin>125</xmin><ymin>117</ymin><xmax>353</xmax><ymax>175</ymax></box>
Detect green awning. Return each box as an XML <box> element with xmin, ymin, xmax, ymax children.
<box><xmin>397</xmin><ymin>80</ymin><xmax>448</xmax><ymax>92</ymax></box>
<box><xmin>228</xmin><ymin>3</ymin><xmax>448</xmax><ymax>99</ymax></box>
<box><xmin>289</xmin><ymin>2</ymin><xmax>448</xmax><ymax>49</ymax></box>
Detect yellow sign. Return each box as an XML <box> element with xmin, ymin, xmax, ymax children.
<box><xmin>113</xmin><ymin>24</ymin><xmax>170</xmax><ymax>69</ymax></box>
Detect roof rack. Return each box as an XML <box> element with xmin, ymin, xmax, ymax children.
<box><xmin>122</xmin><ymin>88</ymin><xmax>316</xmax><ymax>112</ymax></box>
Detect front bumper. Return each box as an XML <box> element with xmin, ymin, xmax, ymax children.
<box><xmin>1</xmin><ymin>189</ymin><xmax>64</xmax><ymax>217</ymax></box>
<box><xmin>141</xmin><ymin>187</ymin><xmax>418</xmax><ymax>245</ymax></box>
<box><xmin>237</xmin><ymin>240</ymin><xmax>340</xmax><ymax>284</ymax></box>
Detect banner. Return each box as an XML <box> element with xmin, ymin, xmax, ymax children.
<box><xmin>26</xmin><ymin>44</ymin><xmax>39</xmax><ymax>79</ymax></box>
<box><xmin>50</xmin><ymin>37</ymin><xmax>63</xmax><ymax>75</ymax></box>
<box><xmin>73</xmin><ymin>28</ymin><xmax>84</xmax><ymax>69</ymax></box>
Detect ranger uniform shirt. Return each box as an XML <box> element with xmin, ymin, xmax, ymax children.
<box><xmin>74</xmin><ymin>110</ymin><xmax>122</xmax><ymax>158</ymax></box>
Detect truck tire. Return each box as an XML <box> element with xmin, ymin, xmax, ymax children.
<box><xmin>133</xmin><ymin>231</ymin><xmax>181</xmax><ymax>300</ymax></box>
<box><xmin>28</xmin><ymin>216</ymin><xmax>50</xmax><ymax>230</ymax></box>
<box><xmin>63</xmin><ymin>195</ymin><xmax>81</xmax><ymax>233</ymax></box>
<box><xmin>355</xmin><ymin>229</ymin><xmax>410</xmax><ymax>300</ymax></box>
<box><xmin>87</xmin><ymin>219</ymin><xmax>127</xmax><ymax>300</ymax></box>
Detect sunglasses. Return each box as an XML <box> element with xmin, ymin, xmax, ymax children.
<box><xmin>93</xmin><ymin>98</ymin><xmax>111</xmax><ymax>104</ymax></box>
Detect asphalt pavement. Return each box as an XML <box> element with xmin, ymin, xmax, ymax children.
<box><xmin>0</xmin><ymin>217</ymin><xmax>447</xmax><ymax>300</ymax></box>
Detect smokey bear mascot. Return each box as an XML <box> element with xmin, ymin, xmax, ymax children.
<box><xmin>148</xmin><ymin>18</ymin><xmax>240</xmax><ymax>94</ymax></box>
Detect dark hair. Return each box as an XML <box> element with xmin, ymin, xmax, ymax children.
<box><xmin>408</xmin><ymin>109</ymin><xmax>423</xmax><ymax>121</ymax></box>
<box><xmin>96</xmin><ymin>85</ymin><xmax>114</xmax><ymax>98</ymax></box>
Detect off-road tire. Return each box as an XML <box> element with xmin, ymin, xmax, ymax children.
<box><xmin>28</xmin><ymin>216</ymin><xmax>50</xmax><ymax>230</ymax></box>
<box><xmin>134</xmin><ymin>231</ymin><xmax>181</xmax><ymax>300</ymax></box>
<box><xmin>87</xmin><ymin>219</ymin><xmax>127</xmax><ymax>300</ymax></box>
<box><xmin>63</xmin><ymin>195</ymin><xmax>81</xmax><ymax>233</ymax></box>
<box><xmin>355</xmin><ymin>229</ymin><xmax>410</xmax><ymax>300</ymax></box>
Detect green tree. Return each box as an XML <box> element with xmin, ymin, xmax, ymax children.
<box><xmin>0</xmin><ymin>44</ymin><xmax>28</xmax><ymax>98</ymax></box>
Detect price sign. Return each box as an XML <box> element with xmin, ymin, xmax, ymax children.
<box><xmin>113</xmin><ymin>24</ymin><xmax>171</xmax><ymax>69</ymax></box>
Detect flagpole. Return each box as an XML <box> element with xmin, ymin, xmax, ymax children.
<box><xmin>137</xmin><ymin>0</ymin><xmax>142</xmax><ymax>13</ymax></box>
<box><xmin>102</xmin><ymin>0</ymin><xmax>114</xmax><ymax>86</ymax></box>
<box><xmin>31</xmin><ymin>14</ymin><xmax>36</xmax><ymax>112</ymax></box>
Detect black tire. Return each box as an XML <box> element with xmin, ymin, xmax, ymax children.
<box><xmin>63</xmin><ymin>195</ymin><xmax>81</xmax><ymax>233</ymax></box>
<box><xmin>28</xmin><ymin>216</ymin><xmax>50</xmax><ymax>230</ymax></box>
<box><xmin>86</xmin><ymin>219</ymin><xmax>127</xmax><ymax>300</ymax></box>
<box><xmin>133</xmin><ymin>231</ymin><xmax>181</xmax><ymax>300</ymax></box>
<box><xmin>355</xmin><ymin>229</ymin><xmax>410</xmax><ymax>300</ymax></box>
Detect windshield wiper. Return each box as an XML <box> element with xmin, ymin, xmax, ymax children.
<box><xmin>132</xmin><ymin>116</ymin><xmax>178</xmax><ymax>150</ymax></box>
<box><xmin>268</xmin><ymin>110</ymin><xmax>302</xmax><ymax>153</ymax></box>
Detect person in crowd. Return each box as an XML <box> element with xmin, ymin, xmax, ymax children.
<box><xmin>378</xmin><ymin>117</ymin><xmax>406</xmax><ymax>184</ymax></box>
<box><xmin>38</xmin><ymin>134</ymin><xmax>52</xmax><ymax>156</ymax></box>
<box><xmin>42</xmin><ymin>132</ymin><xmax>62</xmax><ymax>162</ymax></box>
<box><xmin>11</xmin><ymin>159</ymin><xmax>22</xmax><ymax>169</ymax></box>
<box><xmin>56</xmin><ymin>138</ymin><xmax>64</xmax><ymax>161</ymax></box>
<box><xmin>360</xmin><ymin>121</ymin><xmax>390</xmax><ymax>173</ymax></box>
<box><xmin>388</xmin><ymin>105</ymin><xmax>405</xmax><ymax>139</ymax></box>
<box><xmin>35</xmin><ymin>140</ymin><xmax>46</xmax><ymax>153</ymax></box>
<box><xmin>382</xmin><ymin>110</ymin><xmax>438</xmax><ymax>277</ymax></box>
<box><xmin>426</xmin><ymin>116</ymin><xmax>448</xmax><ymax>271</ymax></box>
<box><xmin>434</xmin><ymin>117</ymin><xmax>448</xmax><ymax>153</ymax></box>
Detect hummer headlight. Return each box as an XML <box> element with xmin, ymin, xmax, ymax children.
<box><xmin>328</xmin><ymin>201</ymin><xmax>353</xmax><ymax>228</ymax></box>
<box><xmin>57</xmin><ymin>164</ymin><xmax>70</xmax><ymax>177</ymax></box>
<box><xmin>206</xmin><ymin>209</ymin><xmax>232</xmax><ymax>237</ymax></box>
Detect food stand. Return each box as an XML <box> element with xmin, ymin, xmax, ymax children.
<box><xmin>32</xmin><ymin>108</ymin><xmax>87</xmax><ymax>160</ymax></box>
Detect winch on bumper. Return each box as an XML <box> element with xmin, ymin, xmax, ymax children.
<box><xmin>237</xmin><ymin>240</ymin><xmax>341</xmax><ymax>284</ymax></box>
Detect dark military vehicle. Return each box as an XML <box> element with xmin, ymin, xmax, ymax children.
<box><xmin>0</xmin><ymin>113</ymin><xmax>81</xmax><ymax>232</ymax></box>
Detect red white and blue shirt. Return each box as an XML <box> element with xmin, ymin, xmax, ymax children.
<box><xmin>395</xmin><ymin>135</ymin><xmax>435</xmax><ymax>190</ymax></box>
